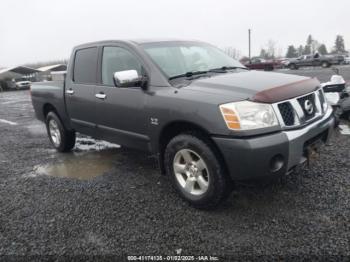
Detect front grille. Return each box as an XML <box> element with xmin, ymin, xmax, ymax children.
<box><xmin>297</xmin><ymin>93</ymin><xmax>316</xmax><ymax>121</ymax></box>
<box><xmin>274</xmin><ymin>89</ymin><xmax>324</xmax><ymax>128</ymax></box>
<box><xmin>278</xmin><ymin>102</ymin><xmax>295</xmax><ymax>126</ymax></box>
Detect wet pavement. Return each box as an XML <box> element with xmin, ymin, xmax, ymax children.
<box><xmin>0</xmin><ymin>67</ymin><xmax>350</xmax><ymax>259</ymax></box>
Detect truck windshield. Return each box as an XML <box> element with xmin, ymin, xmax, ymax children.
<box><xmin>141</xmin><ymin>41</ymin><xmax>246</xmax><ymax>79</ymax></box>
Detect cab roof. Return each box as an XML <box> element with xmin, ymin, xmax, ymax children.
<box><xmin>74</xmin><ymin>38</ymin><xmax>202</xmax><ymax>49</ymax></box>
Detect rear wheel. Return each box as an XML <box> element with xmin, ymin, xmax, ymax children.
<box><xmin>289</xmin><ymin>63</ymin><xmax>298</xmax><ymax>70</ymax></box>
<box><xmin>164</xmin><ymin>133</ymin><xmax>231</xmax><ymax>209</ymax></box>
<box><xmin>264</xmin><ymin>65</ymin><xmax>274</xmax><ymax>71</ymax></box>
<box><xmin>46</xmin><ymin>112</ymin><xmax>76</xmax><ymax>152</ymax></box>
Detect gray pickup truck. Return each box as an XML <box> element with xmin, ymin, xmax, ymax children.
<box><xmin>287</xmin><ymin>54</ymin><xmax>344</xmax><ymax>70</ymax></box>
<box><xmin>31</xmin><ymin>39</ymin><xmax>334</xmax><ymax>208</ymax></box>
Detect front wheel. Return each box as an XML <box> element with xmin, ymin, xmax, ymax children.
<box><xmin>164</xmin><ymin>133</ymin><xmax>231</xmax><ymax>209</ymax></box>
<box><xmin>46</xmin><ymin>112</ymin><xmax>76</xmax><ymax>152</ymax></box>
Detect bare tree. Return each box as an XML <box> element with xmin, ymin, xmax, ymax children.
<box><xmin>223</xmin><ymin>47</ymin><xmax>242</xmax><ymax>60</ymax></box>
<box><xmin>266</xmin><ymin>40</ymin><xmax>277</xmax><ymax>59</ymax></box>
<box><xmin>276</xmin><ymin>46</ymin><xmax>283</xmax><ymax>58</ymax></box>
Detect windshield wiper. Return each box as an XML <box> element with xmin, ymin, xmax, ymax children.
<box><xmin>169</xmin><ymin>66</ymin><xmax>247</xmax><ymax>80</ymax></box>
<box><xmin>169</xmin><ymin>70</ymin><xmax>209</xmax><ymax>80</ymax></box>
<box><xmin>208</xmin><ymin>66</ymin><xmax>247</xmax><ymax>73</ymax></box>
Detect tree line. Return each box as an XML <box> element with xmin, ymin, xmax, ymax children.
<box><xmin>224</xmin><ymin>34</ymin><xmax>347</xmax><ymax>60</ymax></box>
<box><xmin>285</xmin><ymin>34</ymin><xmax>346</xmax><ymax>58</ymax></box>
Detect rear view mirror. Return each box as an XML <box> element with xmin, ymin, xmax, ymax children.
<box><xmin>113</xmin><ymin>70</ymin><xmax>140</xmax><ymax>87</ymax></box>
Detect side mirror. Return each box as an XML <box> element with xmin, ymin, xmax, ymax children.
<box><xmin>113</xmin><ymin>70</ymin><xmax>141</xmax><ymax>88</ymax></box>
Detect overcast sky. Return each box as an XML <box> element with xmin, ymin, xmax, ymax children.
<box><xmin>0</xmin><ymin>0</ymin><xmax>349</xmax><ymax>67</ymax></box>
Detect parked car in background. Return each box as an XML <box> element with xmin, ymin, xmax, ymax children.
<box><xmin>344</xmin><ymin>55</ymin><xmax>350</xmax><ymax>64</ymax></box>
<box><xmin>15</xmin><ymin>79</ymin><xmax>31</xmax><ymax>89</ymax></box>
<box><xmin>243</xmin><ymin>57</ymin><xmax>276</xmax><ymax>71</ymax></box>
<box><xmin>279</xmin><ymin>58</ymin><xmax>291</xmax><ymax>68</ymax></box>
<box><xmin>31</xmin><ymin>39</ymin><xmax>334</xmax><ymax>208</ymax></box>
<box><xmin>286</xmin><ymin>54</ymin><xmax>344</xmax><ymax>69</ymax></box>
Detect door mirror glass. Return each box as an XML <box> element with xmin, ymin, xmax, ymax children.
<box><xmin>113</xmin><ymin>70</ymin><xmax>140</xmax><ymax>87</ymax></box>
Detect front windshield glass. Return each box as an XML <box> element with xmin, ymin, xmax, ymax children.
<box><xmin>141</xmin><ymin>41</ymin><xmax>245</xmax><ymax>78</ymax></box>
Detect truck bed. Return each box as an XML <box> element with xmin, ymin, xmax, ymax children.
<box><xmin>31</xmin><ymin>80</ymin><xmax>67</xmax><ymax>124</ymax></box>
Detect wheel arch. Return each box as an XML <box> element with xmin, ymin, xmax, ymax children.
<box><xmin>42</xmin><ymin>103</ymin><xmax>72</xmax><ymax>130</ymax></box>
<box><xmin>43</xmin><ymin>103</ymin><xmax>58</xmax><ymax>118</ymax></box>
<box><xmin>157</xmin><ymin>120</ymin><xmax>226</xmax><ymax>175</ymax></box>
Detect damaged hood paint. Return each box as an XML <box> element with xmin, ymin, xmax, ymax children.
<box><xmin>185</xmin><ymin>70</ymin><xmax>320</xmax><ymax>103</ymax></box>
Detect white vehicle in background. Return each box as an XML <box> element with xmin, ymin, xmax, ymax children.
<box><xmin>322</xmin><ymin>74</ymin><xmax>350</xmax><ymax>123</ymax></box>
<box><xmin>14</xmin><ymin>78</ymin><xmax>31</xmax><ymax>89</ymax></box>
<box><xmin>344</xmin><ymin>56</ymin><xmax>350</xmax><ymax>65</ymax></box>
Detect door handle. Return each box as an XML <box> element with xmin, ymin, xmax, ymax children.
<box><xmin>95</xmin><ymin>93</ymin><xmax>107</xmax><ymax>100</ymax></box>
<box><xmin>66</xmin><ymin>89</ymin><xmax>74</xmax><ymax>95</ymax></box>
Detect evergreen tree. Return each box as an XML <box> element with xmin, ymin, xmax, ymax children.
<box><xmin>303</xmin><ymin>45</ymin><xmax>311</xmax><ymax>55</ymax></box>
<box><xmin>297</xmin><ymin>45</ymin><xmax>304</xmax><ymax>56</ymax></box>
<box><xmin>306</xmin><ymin>35</ymin><xmax>313</xmax><ymax>46</ymax></box>
<box><xmin>317</xmin><ymin>44</ymin><xmax>328</xmax><ymax>55</ymax></box>
<box><xmin>286</xmin><ymin>45</ymin><xmax>298</xmax><ymax>58</ymax></box>
<box><xmin>303</xmin><ymin>34</ymin><xmax>313</xmax><ymax>54</ymax></box>
<box><xmin>334</xmin><ymin>35</ymin><xmax>346</xmax><ymax>53</ymax></box>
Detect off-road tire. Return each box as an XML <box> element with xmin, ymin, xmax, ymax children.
<box><xmin>45</xmin><ymin>112</ymin><xmax>76</xmax><ymax>152</ymax></box>
<box><xmin>164</xmin><ymin>132</ymin><xmax>232</xmax><ymax>209</ymax></box>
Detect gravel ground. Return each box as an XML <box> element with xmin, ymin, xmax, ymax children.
<box><xmin>0</xmin><ymin>67</ymin><xmax>350</xmax><ymax>261</ymax></box>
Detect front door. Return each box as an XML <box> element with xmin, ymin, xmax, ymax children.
<box><xmin>65</xmin><ymin>47</ymin><xmax>98</xmax><ymax>136</ymax></box>
<box><xmin>94</xmin><ymin>46</ymin><xmax>150</xmax><ymax>151</ymax></box>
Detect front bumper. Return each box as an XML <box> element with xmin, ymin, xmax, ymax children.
<box><xmin>212</xmin><ymin>107</ymin><xmax>334</xmax><ymax>180</ymax></box>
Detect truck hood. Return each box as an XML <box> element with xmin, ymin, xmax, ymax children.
<box><xmin>184</xmin><ymin>70</ymin><xmax>320</xmax><ymax>103</ymax></box>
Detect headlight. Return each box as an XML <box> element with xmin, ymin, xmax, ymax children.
<box><xmin>219</xmin><ymin>101</ymin><xmax>279</xmax><ymax>130</ymax></box>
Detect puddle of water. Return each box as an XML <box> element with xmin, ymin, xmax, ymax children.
<box><xmin>24</xmin><ymin>134</ymin><xmax>122</xmax><ymax>180</ymax></box>
<box><xmin>31</xmin><ymin>150</ymin><xmax>118</xmax><ymax>180</ymax></box>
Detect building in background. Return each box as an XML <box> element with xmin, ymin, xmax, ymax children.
<box><xmin>37</xmin><ymin>64</ymin><xmax>67</xmax><ymax>81</ymax></box>
<box><xmin>0</xmin><ymin>66</ymin><xmax>39</xmax><ymax>90</ymax></box>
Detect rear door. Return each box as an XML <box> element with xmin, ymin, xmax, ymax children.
<box><xmin>65</xmin><ymin>47</ymin><xmax>98</xmax><ymax>136</ymax></box>
<box><xmin>94</xmin><ymin>45</ymin><xmax>150</xmax><ymax>151</ymax></box>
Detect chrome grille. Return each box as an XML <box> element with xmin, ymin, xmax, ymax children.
<box><xmin>278</xmin><ymin>102</ymin><xmax>295</xmax><ymax>126</ymax></box>
<box><xmin>273</xmin><ymin>89</ymin><xmax>326</xmax><ymax>129</ymax></box>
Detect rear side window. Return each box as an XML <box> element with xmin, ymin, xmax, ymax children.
<box><xmin>102</xmin><ymin>46</ymin><xmax>142</xmax><ymax>86</ymax></box>
<box><xmin>73</xmin><ymin>47</ymin><xmax>98</xmax><ymax>84</ymax></box>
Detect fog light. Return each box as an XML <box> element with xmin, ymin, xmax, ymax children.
<box><xmin>270</xmin><ymin>154</ymin><xmax>284</xmax><ymax>172</ymax></box>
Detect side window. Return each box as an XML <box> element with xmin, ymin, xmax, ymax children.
<box><xmin>102</xmin><ymin>47</ymin><xmax>142</xmax><ymax>86</ymax></box>
<box><xmin>73</xmin><ymin>47</ymin><xmax>98</xmax><ymax>84</ymax></box>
